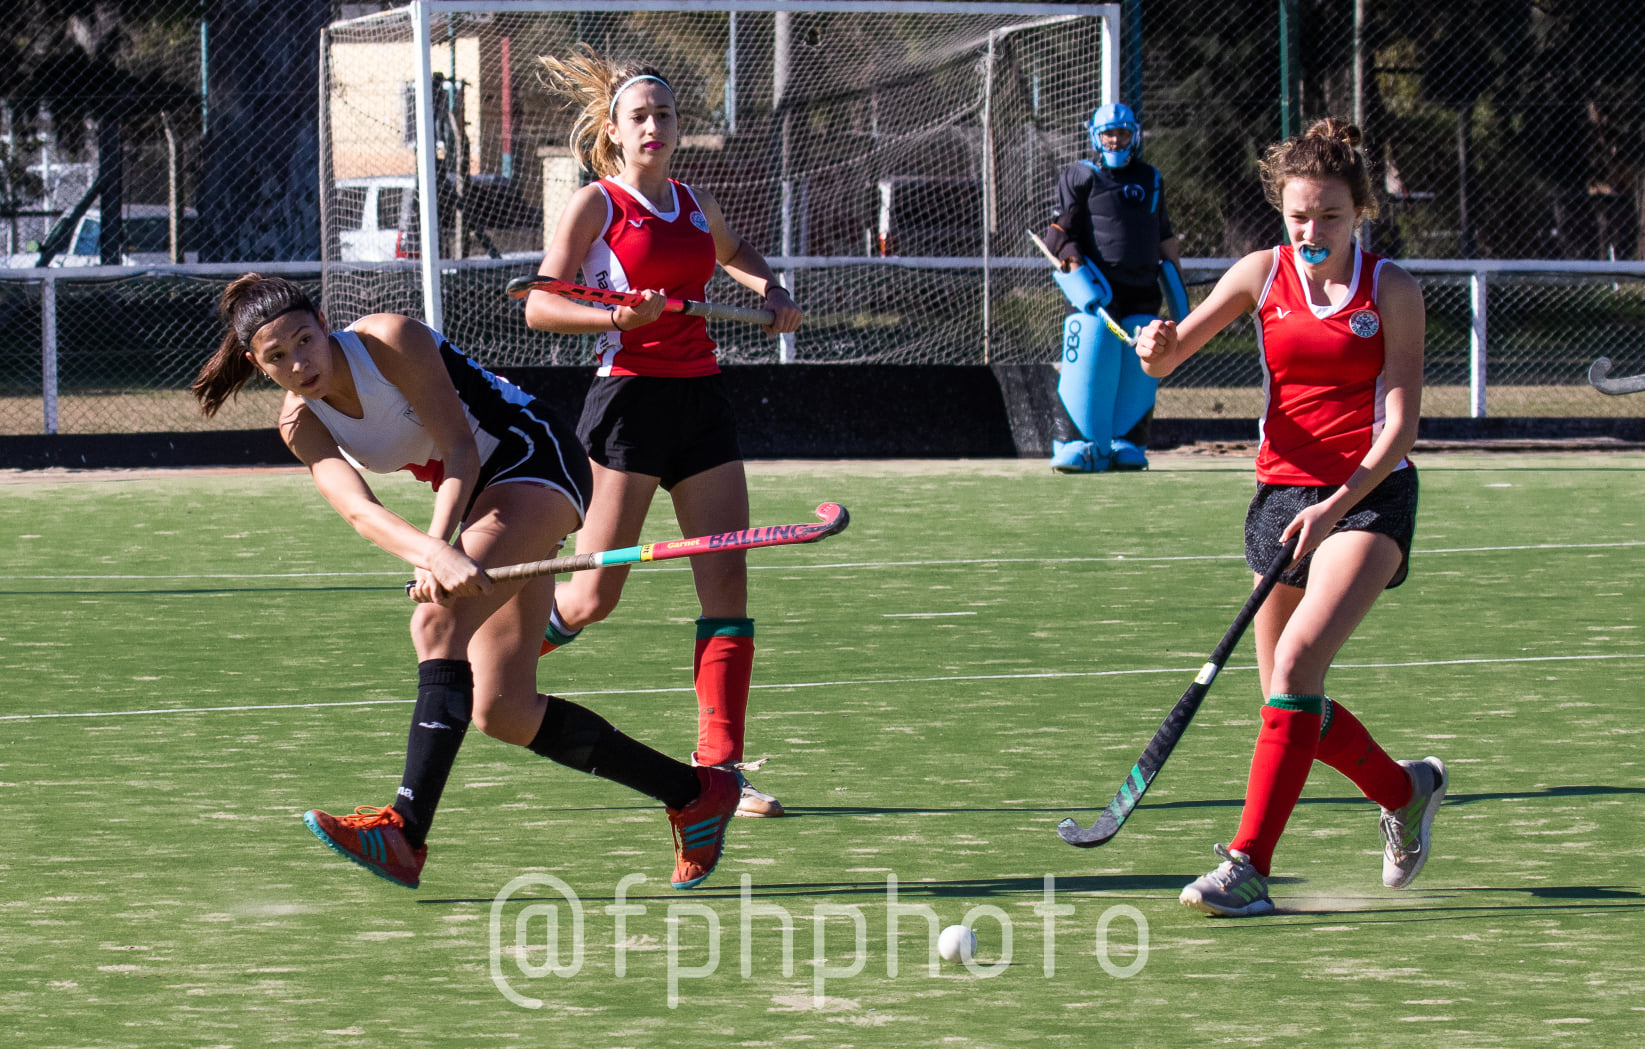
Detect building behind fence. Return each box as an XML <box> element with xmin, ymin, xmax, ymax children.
<box><xmin>2</xmin><ymin>0</ymin><xmax>1642</xmax><ymax>439</ymax></box>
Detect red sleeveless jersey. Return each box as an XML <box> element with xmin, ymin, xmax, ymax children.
<box><xmin>581</xmin><ymin>178</ymin><xmax>720</xmax><ymax>378</ymax></box>
<box><xmin>1254</xmin><ymin>244</ymin><xmax>1408</xmax><ymax>485</ymax></box>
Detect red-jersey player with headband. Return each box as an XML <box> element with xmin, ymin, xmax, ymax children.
<box><xmin>1135</xmin><ymin>118</ymin><xmax>1445</xmax><ymax>917</ymax></box>
<box><xmin>525</xmin><ymin>46</ymin><xmax>803</xmax><ymax>819</ymax></box>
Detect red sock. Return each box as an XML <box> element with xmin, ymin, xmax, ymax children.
<box><xmin>1314</xmin><ymin>698</ymin><xmax>1412</xmax><ymax>810</ymax></box>
<box><xmin>1229</xmin><ymin>696</ymin><xmax>1323</xmax><ymax>877</ymax></box>
<box><xmin>693</xmin><ymin>618</ymin><xmax>754</xmax><ymax>767</ymax></box>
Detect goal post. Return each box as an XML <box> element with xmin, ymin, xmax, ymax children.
<box><xmin>320</xmin><ymin>0</ymin><xmax>1120</xmax><ymax>367</ymax></box>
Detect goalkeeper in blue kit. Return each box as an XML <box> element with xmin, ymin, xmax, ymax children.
<box><xmin>1040</xmin><ymin>103</ymin><xmax>1188</xmax><ymax>473</ymax></box>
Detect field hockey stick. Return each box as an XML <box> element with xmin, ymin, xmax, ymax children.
<box><xmin>1587</xmin><ymin>357</ymin><xmax>1645</xmax><ymax>396</ymax></box>
<box><xmin>1056</xmin><ymin>534</ymin><xmax>1300</xmax><ymax>848</ymax></box>
<box><xmin>1023</xmin><ymin>229</ymin><xmax>1139</xmax><ymax>347</ymax></box>
<box><xmin>406</xmin><ymin>502</ymin><xmax>848</xmax><ymax>598</ymax></box>
<box><xmin>505</xmin><ymin>275</ymin><xmax>776</xmax><ymax>327</ymax></box>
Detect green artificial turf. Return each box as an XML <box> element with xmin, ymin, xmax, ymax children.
<box><xmin>2</xmin><ymin>454</ymin><xmax>1641</xmax><ymax>1047</ymax></box>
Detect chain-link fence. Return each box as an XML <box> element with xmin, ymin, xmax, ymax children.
<box><xmin>3</xmin><ymin>0</ymin><xmax>1643</xmax><ymax>437</ymax></box>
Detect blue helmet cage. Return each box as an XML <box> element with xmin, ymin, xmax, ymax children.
<box><xmin>1087</xmin><ymin>103</ymin><xmax>1140</xmax><ymax>169</ymax></box>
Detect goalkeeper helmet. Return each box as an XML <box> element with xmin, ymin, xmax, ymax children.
<box><xmin>1087</xmin><ymin>103</ymin><xmax>1140</xmax><ymax>169</ymax></box>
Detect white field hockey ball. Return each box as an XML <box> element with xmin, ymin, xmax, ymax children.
<box><xmin>937</xmin><ymin>924</ymin><xmax>976</xmax><ymax>963</ymax></box>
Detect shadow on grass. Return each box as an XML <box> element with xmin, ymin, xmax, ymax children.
<box><xmin>0</xmin><ymin>585</ymin><xmax>395</xmax><ymax>597</ymax></box>
<box><xmin>465</xmin><ymin>784</ymin><xmax>1645</xmax><ymax>820</ymax></box>
<box><xmin>1229</xmin><ymin>883</ymin><xmax>1645</xmax><ymax>924</ymax></box>
<box><xmin>1050</xmin><ymin>784</ymin><xmax>1645</xmax><ymax>817</ymax></box>
<box><xmin>420</xmin><ymin>872</ymin><xmax>1203</xmax><ymax>906</ymax></box>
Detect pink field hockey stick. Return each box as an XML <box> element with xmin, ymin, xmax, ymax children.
<box><xmin>505</xmin><ymin>275</ymin><xmax>776</xmax><ymax>327</ymax></box>
<box><xmin>408</xmin><ymin>502</ymin><xmax>849</xmax><ymax>598</ymax></box>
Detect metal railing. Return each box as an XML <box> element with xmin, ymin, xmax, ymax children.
<box><xmin>3</xmin><ymin>255</ymin><xmax>1642</xmax><ymax>436</ymax></box>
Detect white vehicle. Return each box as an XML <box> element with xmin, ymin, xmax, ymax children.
<box><xmin>2</xmin><ymin>205</ymin><xmax>199</xmax><ymax>267</ymax></box>
<box><xmin>333</xmin><ymin>176</ymin><xmax>416</xmax><ymax>261</ymax></box>
<box><xmin>332</xmin><ymin>174</ymin><xmax>541</xmax><ymax>261</ymax></box>
<box><xmin>61</xmin><ymin>205</ymin><xmax>200</xmax><ymax>265</ymax></box>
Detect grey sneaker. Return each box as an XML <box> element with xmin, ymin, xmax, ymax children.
<box><xmin>1179</xmin><ymin>844</ymin><xmax>1275</xmax><ymax>917</ymax></box>
<box><xmin>693</xmin><ymin>755</ymin><xmax>785</xmax><ymax>818</ymax></box>
<box><xmin>1381</xmin><ymin>757</ymin><xmax>1447</xmax><ymax>888</ymax></box>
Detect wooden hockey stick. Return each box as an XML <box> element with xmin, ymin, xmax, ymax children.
<box><xmin>1056</xmin><ymin>535</ymin><xmax>1299</xmax><ymax>848</ymax></box>
<box><xmin>1024</xmin><ymin>229</ymin><xmax>1139</xmax><ymax>347</ymax></box>
<box><xmin>407</xmin><ymin>502</ymin><xmax>849</xmax><ymax>599</ymax></box>
<box><xmin>1588</xmin><ymin>357</ymin><xmax>1645</xmax><ymax>396</ymax></box>
<box><xmin>505</xmin><ymin>275</ymin><xmax>776</xmax><ymax>327</ymax></box>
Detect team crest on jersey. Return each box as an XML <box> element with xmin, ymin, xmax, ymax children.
<box><xmin>1349</xmin><ymin>308</ymin><xmax>1380</xmax><ymax>338</ymax></box>
<box><xmin>689</xmin><ymin>210</ymin><xmax>710</xmax><ymax>233</ymax></box>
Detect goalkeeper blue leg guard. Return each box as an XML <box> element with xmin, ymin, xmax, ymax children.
<box><xmin>1108</xmin><ymin>312</ymin><xmax>1160</xmax><ymax>470</ymax></box>
<box><xmin>1053</xmin><ymin>311</ymin><xmax>1123</xmax><ymax>473</ymax></box>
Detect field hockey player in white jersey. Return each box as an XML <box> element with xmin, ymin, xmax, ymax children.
<box><xmin>524</xmin><ymin>47</ymin><xmax>802</xmax><ymax>818</ymax></box>
<box><xmin>190</xmin><ymin>274</ymin><xmax>741</xmax><ymax>891</ymax></box>
<box><xmin>1135</xmin><ymin>119</ymin><xmax>1446</xmax><ymax>917</ymax></box>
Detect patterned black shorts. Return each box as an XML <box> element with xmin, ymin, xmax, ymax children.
<box><xmin>1244</xmin><ymin>465</ymin><xmax>1419</xmax><ymax>590</ymax></box>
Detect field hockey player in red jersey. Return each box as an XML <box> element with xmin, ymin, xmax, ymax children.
<box><xmin>1134</xmin><ymin>119</ymin><xmax>1446</xmax><ymax>916</ymax></box>
<box><xmin>191</xmin><ymin>274</ymin><xmax>740</xmax><ymax>891</ymax></box>
<box><xmin>525</xmin><ymin>47</ymin><xmax>803</xmax><ymax>818</ymax></box>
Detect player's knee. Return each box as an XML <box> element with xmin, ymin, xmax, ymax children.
<box><xmin>409</xmin><ymin>602</ymin><xmax>460</xmax><ymax>654</ymax></box>
<box><xmin>1267</xmin><ymin>645</ymin><xmax>1329</xmax><ymax>696</ymax></box>
<box><xmin>554</xmin><ymin>586</ymin><xmax>621</xmax><ymax>630</ymax></box>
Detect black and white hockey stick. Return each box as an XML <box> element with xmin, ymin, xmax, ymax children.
<box><xmin>1056</xmin><ymin>535</ymin><xmax>1299</xmax><ymax>848</ymax></box>
<box><xmin>1588</xmin><ymin>357</ymin><xmax>1645</xmax><ymax>396</ymax></box>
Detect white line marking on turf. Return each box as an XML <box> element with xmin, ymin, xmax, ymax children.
<box><xmin>8</xmin><ymin>653</ymin><xmax>1641</xmax><ymax>722</ymax></box>
<box><xmin>882</xmin><ymin>611</ymin><xmax>977</xmax><ymax>618</ymax></box>
<box><xmin>6</xmin><ymin>539</ymin><xmax>1641</xmax><ymax>584</ymax></box>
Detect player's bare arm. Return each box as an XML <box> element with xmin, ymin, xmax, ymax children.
<box><xmin>1136</xmin><ymin>250</ymin><xmax>1269</xmax><ymax>377</ymax></box>
<box><xmin>695</xmin><ymin>185</ymin><xmax>802</xmax><ymax>335</ymax></box>
<box><xmin>526</xmin><ymin>185</ymin><xmax>664</xmax><ymax>333</ymax></box>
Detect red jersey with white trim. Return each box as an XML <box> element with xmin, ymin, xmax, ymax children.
<box><xmin>1254</xmin><ymin>244</ymin><xmax>1409</xmax><ymax>485</ymax></box>
<box><xmin>581</xmin><ymin>178</ymin><xmax>719</xmax><ymax>378</ymax></box>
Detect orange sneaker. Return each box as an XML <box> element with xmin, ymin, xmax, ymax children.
<box><xmin>303</xmin><ymin>805</ymin><xmax>426</xmax><ymax>888</ymax></box>
<box><xmin>667</xmin><ymin>766</ymin><xmax>740</xmax><ymax>889</ymax></box>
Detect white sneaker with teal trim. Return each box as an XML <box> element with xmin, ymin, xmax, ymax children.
<box><xmin>1179</xmin><ymin>844</ymin><xmax>1275</xmax><ymax>917</ymax></box>
<box><xmin>1381</xmin><ymin>756</ymin><xmax>1447</xmax><ymax>888</ymax></box>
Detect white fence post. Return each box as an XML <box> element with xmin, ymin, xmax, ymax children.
<box><xmin>1469</xmin><ymin>268</ymin><xmax>1487</xmax><ymax>418</ymax></box>
<box><xmin>41</xmin><ymin>273</ymin><xmax>58</xmax><ymax>435</ymax></box>
<box><xmin>410</xmin><ymin>0</ymin><xmax>444</xmax><ymax>331</ymax></box>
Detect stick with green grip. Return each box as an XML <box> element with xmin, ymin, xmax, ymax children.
<box><xmin>1057</xmin><ymin>535</ymin><xmax>1300</xmax><ymax>847</ymax></box>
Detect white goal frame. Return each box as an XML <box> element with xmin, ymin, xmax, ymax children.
<box><xmin>333</xmin><ymin>0</ymin><xmax>1122</xmax><ymax>343</ymax></box>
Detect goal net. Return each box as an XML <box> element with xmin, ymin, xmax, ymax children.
<box><xmin>320</xmin><ymin>1</ymin><xmax>1118</xmax><ymax>367</ymax></box>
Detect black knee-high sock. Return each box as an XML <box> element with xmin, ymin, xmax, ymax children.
<box><xmin>391</xmin><ymin>659</ymin><xmax>473</xmax><ymax>847</ymax></box>
<box><xmin>527</xmin><ymin>695</ymin><xmax>700</xmax><ymax>810</ymax></box>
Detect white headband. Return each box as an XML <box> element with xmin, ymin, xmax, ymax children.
<box><xmin>609</xmin><ymin>74</ymin><xmax>672</xmax><ymax>118</ymax></box>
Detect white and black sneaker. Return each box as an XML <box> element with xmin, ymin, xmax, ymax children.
<box><xmin>1180</xmin><ymin>844</ymin><xmax>1275</xmax><ymax>917</ymax></box>
<box><xmin>1380</xmin><ymin>757</ymin><xmax>1447</xmax><ymax>888</ymax></box>
<box><xmin>693</xmin><ymin>755</ymin><xmax>785</xmax><ymax>818</ymax></box>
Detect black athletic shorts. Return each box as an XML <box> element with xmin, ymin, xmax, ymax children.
<box><xmin>576</xmin><ymin>373</ymin><xmax>742</xmax><ymax>491</ymax></box>
<box><xmin>1244</xmin><ymin>464</ymin><xmax>1419</xmax><ymax>590</ymax></box>
<box><xmin>470</xmin><ymin>399</ymin><xmax>593</xmax><ymax>524</ymax></box>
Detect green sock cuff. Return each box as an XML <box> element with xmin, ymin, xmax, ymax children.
<box><xmin>544</xmin><ymin>608</ymin><xmax>581</xmax><ymax>648</ymax></box>
<box><xmin>1265</xmin><ymin>693</ymin><xmax>1324</xmax><ymax>715</ymax></box>
<box><xmin>696</xmin><ymin>616</ymin><xmax>754</xmax><ymax>640</ymax></box>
